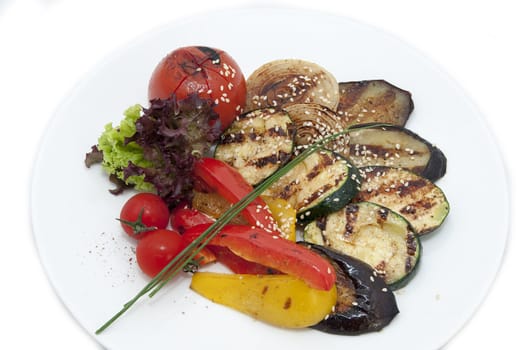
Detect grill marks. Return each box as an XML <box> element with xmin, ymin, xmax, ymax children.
<box><xmin>356</xmin><ymin>166</ymin><xmax>450</xmax><ymax>235</ymax></box>
<box><xmin>251</xmin><ymin>151</ymin><xmax>291</xmax><ymax>168</ymax></box>
<box><xmin>221</xmin><ymin>127</ymin><xmax>288</xmax><ymax>144</ymax></box>
<box><xmin>336</xmin><ymin>80</ymin><xmax>413</xmax><ymax>127</ymax></box>
<box><xmin>303</xmin><ymin>202</ymin><xmax>421</xmax><ymax>288</ymax></box>
<box><xmin>263</xmin><ymin>150</ymin><xmax>356</xmax><ymax>220</ymax></box>
<box><xmin>214</xmin><ymin>108</ymin><xmax>295</xmax><ymax>185</ymax></box>
<box><xmin>344</xmin><ymin>125</ymin><xmax>446</xmax><ymax>182</ymax></box>
<box><xmin>245</xmin><ymin>59</ymin><xmax>340</xmax><ymax>111</ymax></box>
<box><xmin>344</xmin><ymin>204</ymin><xmax>359</xmax><ymax>238</ymax></box>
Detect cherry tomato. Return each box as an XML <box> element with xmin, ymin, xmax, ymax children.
<box><xmin>119</xmin><ymin>193</ymin><xmax>170</xmax><ymax>239</ymax></box>
<box><xmin>136</xmin><ymin>229</ymin><xmax>186</xmax><ymax>277</ymax></box>
<box><xmin>148</xmin><ymin>46</ymin><xmax>246</xmax><ymax>130</ymax></box>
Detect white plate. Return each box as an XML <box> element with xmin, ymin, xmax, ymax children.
<box><xmin>31</xmin><ymin>7</ymin><xmax>509</xmax><ymax>350</ymax></box>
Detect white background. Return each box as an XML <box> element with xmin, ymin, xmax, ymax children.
<box><xmin>0</xmin><ymin>0</ymin><xmax>524</xmax><ymax>349</ymax></box>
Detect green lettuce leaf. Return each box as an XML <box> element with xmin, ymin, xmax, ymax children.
<box><xmin>97</xmin><ymin>104</ymin><xmax>154</xmax><ymax>192</ymax></box>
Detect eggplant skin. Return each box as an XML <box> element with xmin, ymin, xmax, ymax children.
<box><xmin>300</xmin><ymin>242</ymin><xmax>399</xmax><ymax>335</ymax></box>
<box><xmin>422</xmin><ymin>146</ymin><xmax>447</xmax><ymax>182</ymax></box>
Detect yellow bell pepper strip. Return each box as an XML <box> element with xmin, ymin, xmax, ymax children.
<box><xmin>261</xmin><ymin>196</ymin><xmax>296</xmax><ymax>241</ymax></box>
<box><xmin>184</xmin><ymin>224</ymin><xmax>336</xmax><ymax>291</ymax></box>
<box><xmin>191</xmin><ymin>272</ymin><xmax>337</xmax><ymax>328</ymax></box>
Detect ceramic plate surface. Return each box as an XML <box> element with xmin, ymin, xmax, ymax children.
<box><xmin>31</xmin><ymin>7</ymin><xmax>509</xmax><ymax>350</ymax></box>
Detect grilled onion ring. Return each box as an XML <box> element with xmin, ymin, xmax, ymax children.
<box><xmin>284</xmin><ymin>103</ymin><xmax>349</xmax><ymax>155</ymax></box>
<box><xmin>245</xmin><ymin>59</ymin><xmax>340</xmax><ymax>111</ymax></box>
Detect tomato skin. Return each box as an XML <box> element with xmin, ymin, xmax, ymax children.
<box><xmin>136</xmin><ymin>229</ymin><xmax>186</xmax><ymax>277</ymax></box>
<box><xmin>119</xmin><ymin>193</ymin><xmax>170</xmax><ymax>239</ymax></box>
<box><xmin>148</xmin><ymin>46</ymin><xmax>246</xmax><ymax>130</ymax></box>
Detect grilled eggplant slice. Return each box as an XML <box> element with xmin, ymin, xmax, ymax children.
<box><xmin>356</xmin><ymin>166</ymin><xmax>449</xmax><ymax>235</ymax></box>
<box><xmin>300</xmin><ymin>242</ymin><xmax>399</xmax><ymax>335</ymax></box>
<box><xmin>337</xmin><ymin>80</ymin><xmax>413</xmax><ymax>127</ymax></box>
<box><xmin>214</xmin><ymin>108</ymin><xmax>295</xmax><ymax>185</ymax></box>
<box><xmin>304</xmin><ymin>202</ymin><xmax>420</xmax><ymax>289</ymax></box>
<box><xmin>245</xmin><ymin>59</ymin><xmax>340</xmax><ymax>111</ymax></box>
<box><xmin>263</xmin><ymin>149</ymin><xmax>361</xmax><ymax>222</ymax></box>
<box><xmin>346</xmin><ymin>123</ymin><xmax>447</xmax><ymax>181</ymax></box>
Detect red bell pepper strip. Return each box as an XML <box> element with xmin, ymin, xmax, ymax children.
<box><xmin>184</xmin><ymin>224</ymin><xmax>336</xmax><ymax>291</ymax></box>
<box><xmin>168</xmin><ymin>203</ymin><xmax>217</xmax><ymax>265</ymax></box>
<box><xmin>206</xmin><ymin>246</ymin><xmax>280</xmax><ymax>275</ymax></box>
<box><xmin>171</xmin><ymin>205</ymin><xmax>278</xmax><ymax>274</ymax></box>
<box><xmin>193</xmin><ymin>158</ymin><xmax>279</xmax><ymax>233</ymax></box>
<box><xmin>182</xmin><ymin>241</ymin><xmax>217</xmax><ymax>267</ymax></box>
<box><xmin>170</xmin><ymin>201</ymin><xmax>215</xmax><ymax>234</ymax></box>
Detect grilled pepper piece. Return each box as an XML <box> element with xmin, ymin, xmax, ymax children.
<box><xmin>184</xmin><ymin>224</ymin><xmax>336</xmax><ymax>291</ymax></box>
<box><xmin>193</xmin><ymin>158</ymin><xmax>278</xmax><ymax>233</ymax></box>
<box><xmin>262</xmin><ymin>196</ymin><xmax>296</xmax><ymax>241</ymax></box>
<box><xmin>191</xmin><ymin>273</ymin><xmax>337</xmax><ymax>328</ymax></box>
<box><xmin>207</xmin><ymin>246</ymin><xmax>280</xmax><ymax>275</ymax></box>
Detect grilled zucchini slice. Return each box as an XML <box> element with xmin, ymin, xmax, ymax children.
<box><xmin>337</xmin><ymin>80</ymin><xmax>413</xmax><ymax>127</ymax></box>
<box><xmin>263</xmin><ymin>149</ymin><xmax>361</xmax><ymax>222</ymax></box>
<box><xmin>304</xmin><ymin>201</ymin><xmax>421</xmax><ymax>289</ymax></box>
<box><xmin>356</xmin><ymin>166</ymin><xmax>449</xmax><ymax>235</ymax></box>
<box><xmin>346</xmin><ymin>123</ymin><xmax>447</xmax><ymax>182</ymax></box>
<box><xmin>214</xmin><ymin>108</ymin><xmax>295</xmax><ymax>185</ymax></box>
<box><xmin>245</xmin><ymin>59</ymin><xmax>340</xmax><ymax>111</ymax></box>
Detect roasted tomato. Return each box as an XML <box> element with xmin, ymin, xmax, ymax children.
<box><xmin>148</xmin><ymin>46</ymin><xmax>246</xmax><ymax>130</ymax></box>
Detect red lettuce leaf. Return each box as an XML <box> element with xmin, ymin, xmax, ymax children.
<box><xmin>123</xmin><ymin>94</ymin><xmax>221</xmax><ymax>207</ymax></box>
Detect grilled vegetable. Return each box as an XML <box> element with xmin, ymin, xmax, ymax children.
<box><xmin>263</xmin><ymin>149</ymin><xmax>361</xmax><ymax>222</ymax></box>
<box><xmin>206</xmin><ymin>246</ymin><xmax>280</xmax><ymax>275</ymax></box>
<box><xmin>356</xmin><ymin>166</ymin><xmax>450</xmax><ymax>235</ymax></box>
<box><xmin>284</xmin><ymin>103</ymin><xmax>349</xmax><ymax>155</ymax></box>
<box><xmin>191</xmin><ymin>191</ymin><xmax>247</xmax><ymax>225</ymax></box>
<box><xmin>345</xmin><ymin>123</ymin><xmax>447</xmax><ymax>181</ymax></box>
<box><xmin>300</xmin><ymin>242</ymin><xmax>399</xmax><ymax>335</ymax></box>
<box><xmin>337</xmin><ymin>80</ymin><xmax>414</xmax><ymax>127</ymax></box>
<box><xmin>304</xmin><ymin>202</ymin><xmax>420</xmax><ymax>289</ymax></box>
<box><xmin>214</xmin><ymin>108</ymin><xmax>295</xmax><ymax>185</ymax></box>
<box><xmin>193</xmin><ymin>158</ymin><xmax>279</xmax><ymax>233</ymax></box>
<box><xmin>190</xmin><ymin>273</ymin><xmax>337</xmax><ymax>328</ymax></box>
<box><xmin>262</xmin><ymin>196</ymin><xmax>297</xmax><ymax>241</ymax></box>
<box><xmin>184</xmin><ymin>224</ymin><xmax>337</xmax><ymax>291</ymax></box>
<box><xmin>245</xmin><ymin>59</ymin><xmax>340</xmax><ymax>111</ymax></box>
